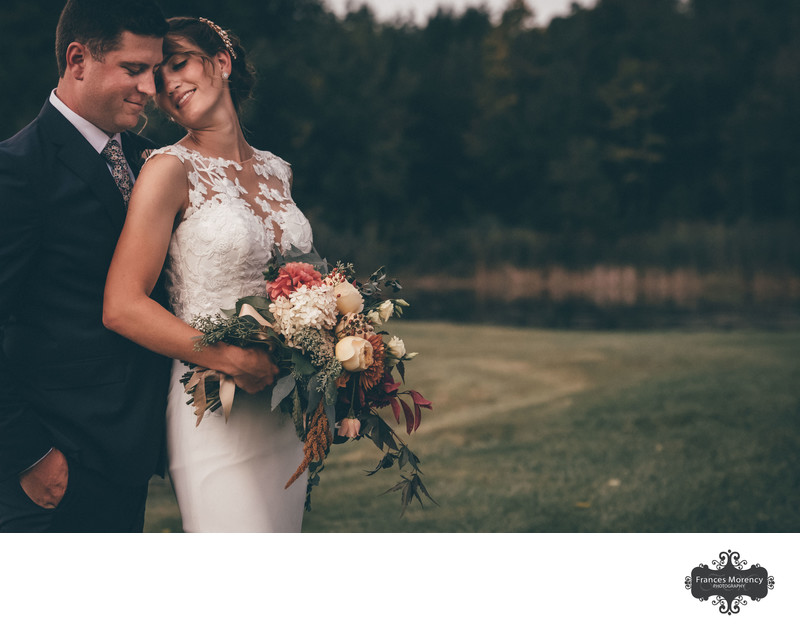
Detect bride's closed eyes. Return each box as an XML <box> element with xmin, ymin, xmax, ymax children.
<box><xmin>166</xmin><ymin>56</ymin><xmax>189</xmax><ymax>72</ymax></box>
<box><xmin>154</xmin><ymin>54</ymin><xmax>198</xmax><ymax>92</ymax></box>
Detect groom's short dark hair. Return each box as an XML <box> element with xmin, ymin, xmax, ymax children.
<box><xmin>55</xmin><ymin>0</ymin><xmax>168</xmax><ymax>77</ymax></box>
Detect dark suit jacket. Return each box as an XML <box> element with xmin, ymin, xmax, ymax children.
<box><xmin>0</xmin><ymin>100</ymin><xmax>171</xmax><ymax>486</ymax></box>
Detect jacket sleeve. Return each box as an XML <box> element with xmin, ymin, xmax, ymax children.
<box><xmin>0</xmin><ymin>147</ymin><xmax>54</xmax><ymax>481</ymax></box>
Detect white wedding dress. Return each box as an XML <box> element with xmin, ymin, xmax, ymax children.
<box><xmin>151</xmin><ymin>144</ymin><xmax>313</xmax><ymax>532</ymax></box>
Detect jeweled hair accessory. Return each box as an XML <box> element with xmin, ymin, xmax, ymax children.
<box><xmin>198</xmin><ymin>17</ymin><xmax>237</xmax><ymax>60</ymax></box>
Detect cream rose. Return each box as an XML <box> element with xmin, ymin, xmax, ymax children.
<box><xmin>367</xmin><ymin>300</ymin><xmax>396</xmax><ymax>327</ymax></box>
<box><xmin>385</xmin><ymin>335</ymin><xmax>406</xmax><ymax>366</ymax></box>
<box><xmin>335</xmin><ymin>335</ymin><xmax>374</xmax><ymax>372</ymax></box>
<box><xmin>333</xmin><ymin>282</ymin><xmax>364</xmax><ymax>314</ymax></box>
<box><xmin>377</xmin><ymin>300</ymin><xmax>394</xmax><ymax>322</ymax></box>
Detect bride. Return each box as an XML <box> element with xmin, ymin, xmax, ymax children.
<box><xmin>103</xmin><ymin>17</ymin><xmax>311</xmax><ymax>532</ymax></box>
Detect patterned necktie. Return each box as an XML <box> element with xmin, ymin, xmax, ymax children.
<box><xmin>101</xmin><ymin>139</ymin><xmax>133</xmax><ymax>206</ymax></box>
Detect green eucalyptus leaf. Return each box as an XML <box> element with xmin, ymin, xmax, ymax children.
<box><xmin>292</xmin><ymin>351</ymin><xmax>316</xmax><ymax>376</ymax></box>
<box><xmin>306</xmin><ymin>374</ymin><xmax>322</xmax><ymax>413</ymax></box>
<box><xmin>323</xmin><ymin>377</ymin><xmax>338</xmax><ymax>406</ymax></box>
<box><xmin>271</xmin><ymin>374</ymin><xmax>296</xmax><ymax>411</ymax></box>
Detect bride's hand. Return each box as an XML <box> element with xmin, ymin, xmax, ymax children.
<box><xmin>226</xmin><ymin>346</ymin><xmax>280</xmax><ymax>394</ymax></box>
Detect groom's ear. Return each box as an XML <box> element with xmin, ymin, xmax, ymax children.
<box><xmin>65</xmin><ymin>42</ymin><xmax>88</xmax><ymax>80</ymax></box>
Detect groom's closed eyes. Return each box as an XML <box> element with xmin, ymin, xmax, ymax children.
<box><xmin>121</xmin><ymin>63</ymin><xmax>152</xmax><ymax>77</ymax></box>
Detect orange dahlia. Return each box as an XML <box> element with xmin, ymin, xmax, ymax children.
<box><xmin>358</xmin><ymin>334</ymin><xmax>386</xmax><ymax>395</ymax></box>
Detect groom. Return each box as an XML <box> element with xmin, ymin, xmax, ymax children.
<box><xmin>0</xmin><ymin>0</ymin><xmax>171</xmax><ymax>532</ymax></box>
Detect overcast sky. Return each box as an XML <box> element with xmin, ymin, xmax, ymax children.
<box><xmin>323</xmin><ymin>0</ymin><xmax>597</xmax><ymax>25</ymax></box>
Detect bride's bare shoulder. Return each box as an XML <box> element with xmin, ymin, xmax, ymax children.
<box><xmin>137</xmin><ymin>148</ymin><xmax>188</xmax><ymax>184</ymax></box>
<box><xmin>128</xmin><ymin>148</ymin><xmax>190</xmax><ymax>213</ymax></box>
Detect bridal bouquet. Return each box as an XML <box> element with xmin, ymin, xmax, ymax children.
<box><xmin>181</xmin><ymin>247</ymin><xmax>434</xmax><ymax>514</ymax></box>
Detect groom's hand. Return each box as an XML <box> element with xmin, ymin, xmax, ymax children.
<box><xmin>19</xmin><ymin>448</ymin><xmax>69</xmax><ymax>509</ymax></box>
<box><xmin>228</xmin><ymin>347</ymin><xmax>280</xmax><ymax>394</ymax></box>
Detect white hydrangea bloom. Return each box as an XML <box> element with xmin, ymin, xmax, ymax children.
<box><xmin>269</xmin><ymin>284</ymin><xmax>337</xmax><ymax>346</ymax></box>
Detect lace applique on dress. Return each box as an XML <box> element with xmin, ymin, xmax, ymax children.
<box><xmin>147</xmin><ymin>144</ymin><xmax>314</xmax><ymax>321</ymax></box>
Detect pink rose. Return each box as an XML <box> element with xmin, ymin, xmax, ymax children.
<box><xmin>337</xmin><ymin>417</ymin><xmax>361</xmax><ymax>439</ymax></box>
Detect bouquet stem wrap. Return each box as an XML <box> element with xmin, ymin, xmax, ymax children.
<box><xmin>184</xmin><ymin>303</ymin><xmax>274</xmax><ymax>423</ymax></box>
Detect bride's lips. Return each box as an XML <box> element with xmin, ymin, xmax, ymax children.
<box><xmin>175</xmin><ymin>89</ymin><xmax>195</xmax><ymax>109</ymax></box>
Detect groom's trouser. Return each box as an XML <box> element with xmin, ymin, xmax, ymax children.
<box><xmin>0</xmin><ymin>456</ymin><xmax>149</xmax><ymax>533</ymax></box>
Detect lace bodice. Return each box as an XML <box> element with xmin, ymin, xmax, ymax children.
<box><xmin>150</xmin><ymin>144</ymin><xmax>314</xmax><ymax>321</ymax></box>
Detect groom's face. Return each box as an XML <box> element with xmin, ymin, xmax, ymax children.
<box><xmin>79</xmin><ymin>31</ymin><xmax>163</xmax><ymax>134</ymax></box>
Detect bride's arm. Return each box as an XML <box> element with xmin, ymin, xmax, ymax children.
<box><xmin>103</xmin><ymin>154</ymin><xmax>278</xmax><ymax>393</ymax></box>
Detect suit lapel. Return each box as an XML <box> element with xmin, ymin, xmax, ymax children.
<box><xmin>38</xmin><ymin>101</ymin><xmax>127</xmax><ymax>231</ymax></box>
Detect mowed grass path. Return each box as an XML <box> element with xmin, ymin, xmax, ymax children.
<box><xmin>144</xmin><ymin>322</ymin><xmax>800</xmax><ymax>532</ymax></box>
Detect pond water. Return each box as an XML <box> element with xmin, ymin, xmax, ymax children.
<box><xmin>400</xmin><ymin>266</ymin><xmax>800</xmax><ymax>329</ymax></box>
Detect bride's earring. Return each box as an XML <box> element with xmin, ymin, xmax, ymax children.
<box><xmin>222</xmin><ymin>71</ymin><xmax>229</xmax><ymax>80</ymax></box>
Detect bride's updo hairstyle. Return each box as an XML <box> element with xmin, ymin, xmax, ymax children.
<box><xmin>160</xmin><ymin>17</ymin><xmax>255</xmax><ymax>114</ymax></box>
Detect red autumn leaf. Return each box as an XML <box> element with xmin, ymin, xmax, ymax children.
<box><xmin>389</xmin><ymin>397</ymin><xmax>402</xmax><ymax>423</ymax></box>
<box><xmin>399</xmin><ymin>398</ymin><xmax>414</xmax><ymax>434</ymax></box>
<box><xmin>383</xmin><ymin>380</ymin><xmax>401</xmax><ymax>394</ymax></box>
<box><xmin>409</xmin><ymin>390</ymin><xmax>432</xmax><ymax>409</ymax></box>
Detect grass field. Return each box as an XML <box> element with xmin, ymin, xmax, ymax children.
<box><xmin>143</xmin><ymin>321</ymin><xmax>800</xmax><ymax>533</ymax></box>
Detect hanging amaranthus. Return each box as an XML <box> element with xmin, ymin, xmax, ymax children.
<box><xmin>285</xmin><ymin>401</ymin><xmax>332</xmax><ymax>490</ymax></box>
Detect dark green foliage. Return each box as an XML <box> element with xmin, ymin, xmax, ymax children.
<box><xmin>4</xmin><ymin>0</ymin><xmax>799</xmax><ymax>270</ymax></box>
<box><xmin>189</xmin><ymin>313</ymin><xmax>267</xmax><ymax>349</ymax></box>
<box><xmin>361</xmin><ymin>411</ymin><xmax>433</xmax><ymax>515</ymax></box>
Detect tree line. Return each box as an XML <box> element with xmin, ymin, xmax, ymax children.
<box><xmin>2</xmin><ymin>0</ymin><xmax>798</xmax><ymax>272</ymax></box>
